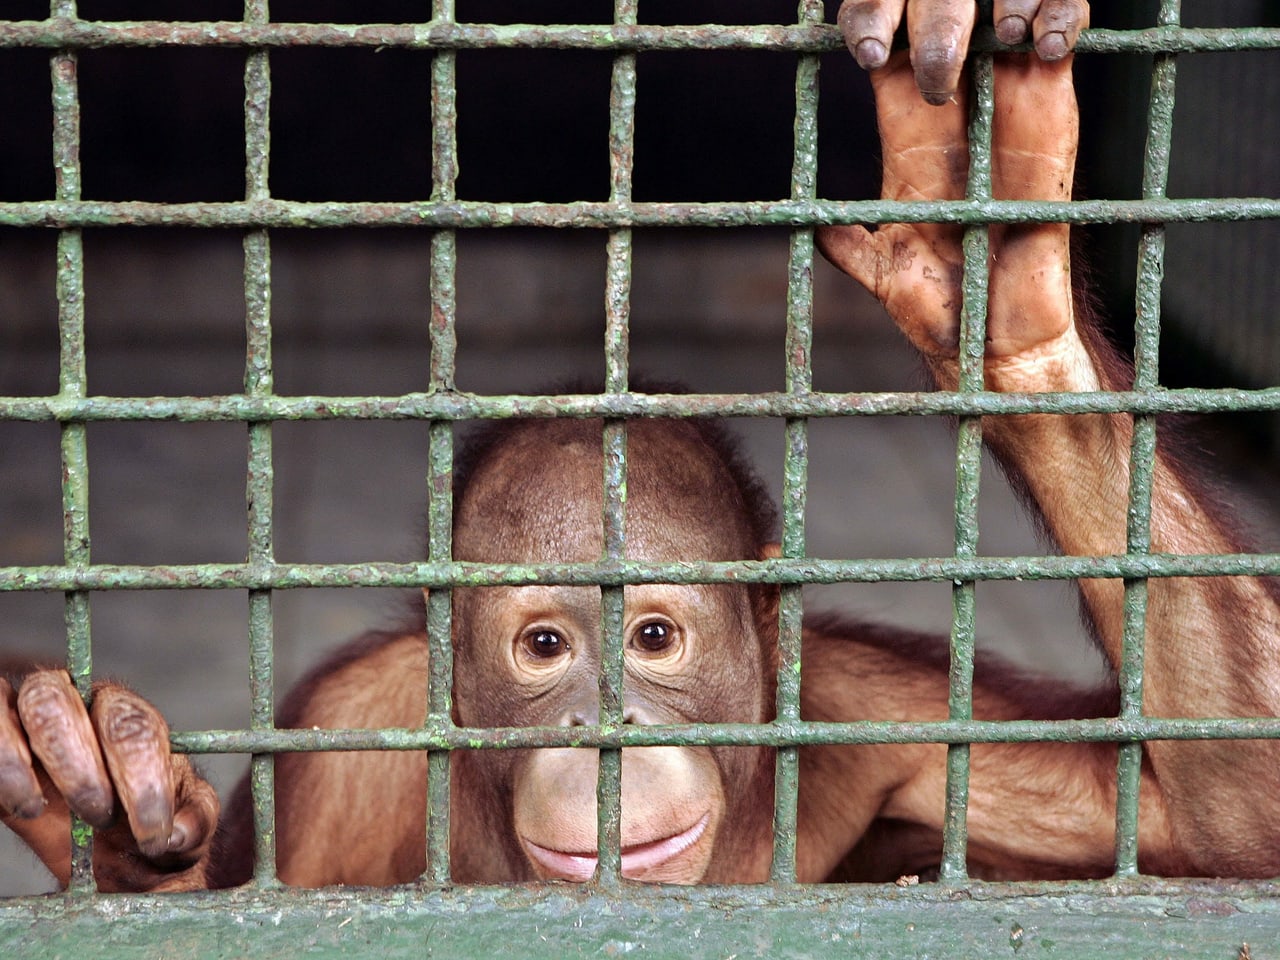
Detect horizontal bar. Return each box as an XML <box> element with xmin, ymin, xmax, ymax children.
<box><xmin>2</xmin><ymin>197</ymin><xmax>1278</xmax><ymax>230</ymax></box>
<box><xmin>3</xmin><ymin>551</ymin><xmax>1278</xmax><ymax>593</ymax></box>
<box><xmin>2</xmin><ymin>386</ymin><xmax>1278</xmax><ymax>424</ymax></box>
<box><xmin>169</xmin><ymin>714</ymin><xmax>1280</xmax><ymax>754</ymax></box>
<box><xmin>1</xmin><ymin>20</ymin><xmax>1278</xmax><ymax>55</ymax></box>
<box><xmin>6</xmin><ymin>879</ymin><xmax>1280</xmax><ymax>960</ymax></box>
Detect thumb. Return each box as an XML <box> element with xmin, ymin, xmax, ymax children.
<box><xmin>816</xmin><ymin>224</ymin><xmax>883</xmax><ymax>299</ymax></box>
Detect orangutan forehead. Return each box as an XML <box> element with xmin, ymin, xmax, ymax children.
<box><xmin>453</xmin><ymin>419</ymin><xmax>757</xmax><ymax>564</ymax></box>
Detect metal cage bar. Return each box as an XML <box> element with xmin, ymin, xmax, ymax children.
<box><xmin>1114</xmin><ymin>0</ymin><xmax>1182</xmax><ymax>879</ymax></box>
<box><xmin>938</xmin><ymin>51</ymin><xmax>996</xmax><ymax>884</ymax></box>
<box><xmin>593</xmin><ymin>0</ymin><xmax>638</xmax><ymax>889</ymax></box>
<box><xmin>770</xmin><ymin>0</ymin><xmax>823</xmax><ymax>885</ymax></box>
<box><xmin>3</xmin><ymin>19</ymin><xmax>1278</xmax><ymax>54</ymax></box>
<box><xmin>241</xmin><ymin>0</ymin><xmax>279</xmax><ymax>888</ymax></box>
<box><xmin>423</xmin><ymin>0</ymin><xmax>458</xmax><ymax>888</ymax></box>
<box><xmin>49</xmin><ymin>0</ymin><xmax>94</xmax><ymax>896</ymax></box>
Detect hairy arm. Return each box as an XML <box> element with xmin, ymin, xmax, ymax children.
<box><xmin>819</xmin><ymin>1</ymin><xmax>1280</xmax><ymax>877</ymax></box>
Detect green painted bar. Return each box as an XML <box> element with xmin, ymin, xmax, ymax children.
<box><xmin>422</xmin><ymin>0</ymin><xmax>458</xmax><ymax>886</ymax></box>
<box><xmin>242</xmin><ymin>0</ymin><xmax>279</xmax><ymax>886</ymax></box>
<box><xmin>50</xmin><ymin>5</ymin><xmax>94</xmax><ymax>890</ymax></box>
<box><xmin>159</xmin><ymin>713</ymin><xmax>1280</xmax><ymax>755</ymax></box>
<box><xmin>939</xmin><ymin>52</ymin><xmax>995</xmax><ymax>884</ymax></box>
<box><xmin>2</xmin><ymin>385</ymin><xmax>1279</xmax><ymax>423</ymax></box>
<box><xmin>4</xmin><ymin>881</ymin><xmax>1280</xmax><ymax>959</ymax></box>
<box><xmin>4</xmin><ymin>550</ymin><xmax>1280</xmax><ymax>594</ymax></box>
<box><xmin>4</xmin><ymin>195</ymin><xmax>1280</xmax><ymax>229</ymax></box>
<box><xmin>770</xmin><ymin>0</ymin><xmax>821</xmax><ymax>884</ymax></box>
<box><xmin>1114</xmin><ymin>1</ymin><xmax>1181</xmax><ymax>879</ymax></box>
<box><xmin>1</xmin><ymin>19</ymin><xmax>1279</xmax><ymax>55</ymax></box>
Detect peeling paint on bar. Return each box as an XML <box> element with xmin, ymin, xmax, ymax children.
<box><xmin>3</xmin><ymin>196</ymin><xmax>1280</xmax><ymax>228</ymax></box>
<box><xmin>3</xmin><ymin>552</ymin><xmax>1279</xmax><ymax>593</ymax></box>
<box><xmin>161</xmin><ymin>714</ymin><xmax>1280</xmax><ymax>756</ymax></box>
<box><xmin>2</xmin><ymin>386</ymin><xmax>1279</xmax><ymax>423</ymax></box>
<box><xmin>1</xmin><ymin>20</ymin><xmax>1279</xmax><ymax>55</ymax></box>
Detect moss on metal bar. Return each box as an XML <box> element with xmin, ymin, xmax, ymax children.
<box><xmin>4</xmin><ymin>551</ymin><xmax>1280</xmax><ymax>594</ymax></box>
<box><xmin>5</xmin><ymin>879</ymin><xmax>1280</xmax><ymax>960</ymax></box>
<box><xmin>164</xmin><ymin>713</ymin><xmax>1280</xmax><ymax>756</ymax></box>
<box><xmin>4</xmin><ymin>196</ymin><xmax>1280</xmax><ymax>229</ymax></box>
<box><xmin>3</xmin><ymin>385</ymin><xmax>1279</xmax><ymax>425</ymax></box>
<box><xmin>3</xmin><ymin>19</ymin><xmax>1280</xmax><ymax>55</ymax></box>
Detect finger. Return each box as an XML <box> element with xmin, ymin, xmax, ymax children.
<box><xmin>91</xmin><ymin>686</ymin><xmax>176</xmax><ymax>860</ymax></box>
<box><xmin>1032</xmin><ymin>0</ymin><xmax>1089</xmax><ymax>62</ymax></box>
<box><xmin>17</xmin><ymin>671</ymin><xmax>114</xmax><ymax>829</ymax></box>
<box><xmin>868</xmin><ymin>50</ymin><xmax>970</xmax><ymax>203</ymax></box>
<box><xmin>992</xmin><ymin>0</ymin><xmax>1041</xmax><ymax>45</ymax></box>
<box><xmin>0</xmin><ymin>677</ymin><xmax>44</xmax><ymax>819</ymax></box>
<box><xmin>837</xmin><ymin>0</ymin><xmax>907</xmax><ymax>71</ymax></box>
<box><xmin>906</xmin><ymin>0</ymin><xmax>976</xmax><ymax>105</ymax></box>
<box><xmin>991</xmin><ymin>54</ymin><xmax>1078</xmax><ymax>202</ymax></box>
<box><xmin>167</xmin><ymin>755</ymin><xmax>220</xmax><ymax>858</ymax></box>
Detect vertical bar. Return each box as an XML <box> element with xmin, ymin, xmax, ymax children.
<box><xmin>595</xmin><ymin>0</ymin><xmax>637</xmax><ymax>888</ymax></box>
<box><xmin>938</xmin><ymin>52</ymin><xmax>995</xmax><ymax>884</ymax></box>
<box><xmin>1114</xmin><ymin>0</ymin><xmax>1179</xmax><ymax>879</ymax></box>
<box><xmin>770</xmin><ymin>0</ymin><xmax>823</xmax><ymax>886</ymax></box>
<box><xmin>242</xmin><ymin>0</ymin><xmax>278</xmax><ymax>888</ymax></box>
<box><xmin>50</xmin><ymin>0</ymin><xmax>93</xmax><ymax>894</ymax></box>
<box><xmin>425</xmin><ymin>0</ymin><xmax>458</xmax><ymax>886</ymax></box>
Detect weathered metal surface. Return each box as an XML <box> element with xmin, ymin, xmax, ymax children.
<box><xmin>2</xmin><ymin>19</ymin><xmax>1279</xmax><ymax>55</ymax></box>
<box><xmin>3</xmin><ymin>386</ymin><xmax>1280</xmax><ymax>424</ymax></box>
<box><xmin>3</xmin><ymin>882</ymin><xmax>1280</xmax><ymax>959</ymax></box>
<box><xmin>3</xmin><ymin>550</ymin><xmax>1280</xmax><ymax>595</ymax></box>
<box><xmin>152</xmin><ymin>712</ymin><xmax>1280</xmax><ymax>754</ymax></box>
<box><xmin>1113</xmin><ymin>1</ymin><xmax>1181</xmax><ymax>879</ymax></box>
<box><xmin>4</xmin><ymin>196</ymin><xmax>1280</xmax><ymax>229</ymax></box>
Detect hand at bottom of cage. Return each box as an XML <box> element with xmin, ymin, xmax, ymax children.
<box><xmin>1</xmin><ymin>668</ymin><xmax>219</xmax><ymax>892</ymax></box>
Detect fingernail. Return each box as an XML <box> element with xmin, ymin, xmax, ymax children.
<box><xmin>69</xmin><ymin>785</ymin><xmax>114</xmax><ymax>829</ymax></box>
<box><xmin>853</xmin><ymin>38</ymin><xmax>888</xmax><ymax>71</ymax></box>
<box><xmin>167</xmin><ymin>822</ymin><xmax>189</xmax><ymax>853</ymax></box>
<box><xmin>995</xmin><ymin>15</ymin><xmax>1029</xmax><ymax>45</ymax></box>
<box><xmin>1038</xmin><ymin>32</ymin><xmax>1069</xmax><ymax>61</ymax></box>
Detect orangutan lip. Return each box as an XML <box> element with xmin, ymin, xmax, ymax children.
<box><xmin>522</xmin><ymin>812</ymin><xmax>711</xmax><ymax>882</ymax></box>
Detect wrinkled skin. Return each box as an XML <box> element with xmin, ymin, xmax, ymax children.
<box><xmin>7</xmin><ymin>0</ymin><xmax>1280</xmax><ymax>891</ymax></box>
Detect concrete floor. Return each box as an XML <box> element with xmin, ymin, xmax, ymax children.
<box><xmin>2</xmin><ymin>231</ymin><xmax>1277</xmax><ymax>894</ymax></box>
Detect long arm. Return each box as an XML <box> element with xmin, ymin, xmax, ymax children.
<box><xmin>818</xmin><ymin>3</ymin><xmax>1280</xmax><ymax>877</ymax></box>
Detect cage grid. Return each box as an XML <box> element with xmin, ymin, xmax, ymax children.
<box><xmin>4</xmin><ymin>2</ymin><xmax>1280</xmax><ymax>958</ymax></box>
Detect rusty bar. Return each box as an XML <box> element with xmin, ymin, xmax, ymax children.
<box><xmin>1114</xmin><ymin>0</ymin><xmax>1180</xmax><ymax>880</ymax></box>
<box><xmin>2</xmin><ymin>20</ymin><xmax>1279</xmax><ymax>55</ymax></box>
<box><xmin>49</xmin><ymin>0</ymin><xmax>94</xmax><ymax>894</ymax></box>
<box><xmin>770</xmin><ymin>0</ymin><xmax>822</xmax><ymax>886</ymax></box>
<box><xmin>163</xmin><ymin>712</ymin><xmax>1280</xmax><ymax>755</ymax></box>
<box><xmin>2</xmin><ymin>386</ymin><xmax>1278</xmax><ymax>423</ymax></box>
<box><xmin>593</xmin><ymin>0</ymin><xmax>637</xmax><ymax>890</ymax></box>
<box><xmin>4</xmin><ymin>550</ymin><xmax>1280</xmax><ymax>594</ymax></box>
<box><xmin>938</xmin><ymin>52</ymin><xmax>994</xmax><ymax>885</ymax></box>
<box><xmin>424</xmin><ymin>0</ymin><xmax>457</xmax><ymax>887</ymax></box>
<box><xmin>4</xmin><ymin>195</ymin><xmax>1280</xmax><ymax>230</ymax></box>
<box><xmin>241</xmin><ymin>0</ymin><xmax>279</xmax><ymax>889</ymax></box>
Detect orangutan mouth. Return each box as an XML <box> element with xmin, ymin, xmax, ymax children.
<box><xmin>522</xmin><ymin>812</ymin><xmax>711</xmax><ymax>882</ymax></box>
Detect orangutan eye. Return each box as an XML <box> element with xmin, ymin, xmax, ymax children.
<box><xmin>524</xmin><ymin>630</ymin><xmax>568</xmax><ymax>659</ymax></box>
<box><xmin>633</xmin><ymin>621</ymin><xmax>676</xmax><ymax>654</ymax></box>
